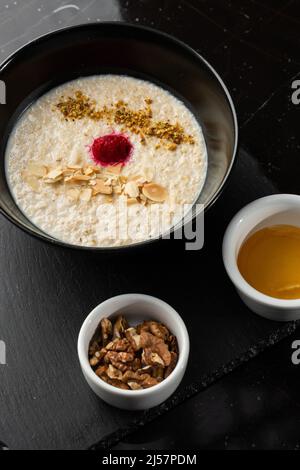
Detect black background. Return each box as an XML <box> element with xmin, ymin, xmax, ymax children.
<box><xmin>0</xmin><ymin>0</ymin><xmax>300</xmax><ymax>450</ymax></box>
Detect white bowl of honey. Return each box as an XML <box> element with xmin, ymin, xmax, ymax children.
<box><xmin>223</xmin><ymin>194</ymin><xmax>300</xmax><ymax>321</ymax></box>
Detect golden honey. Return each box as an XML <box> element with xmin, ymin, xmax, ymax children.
<box><xmin>237</xmin><ymin>225</ymin><xmax>300</xmax><ymax>299</ymax></box>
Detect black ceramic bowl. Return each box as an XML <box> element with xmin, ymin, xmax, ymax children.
<box><xmin>0</xmin><ymin>22</ymin><xmax>238</xmax><ymax>250</ymax></box>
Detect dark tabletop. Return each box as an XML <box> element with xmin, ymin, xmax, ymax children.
<box><xmin>0</xmin><ymin>0</ymin><xmax>300</xmax><ymax>450</ymax></box>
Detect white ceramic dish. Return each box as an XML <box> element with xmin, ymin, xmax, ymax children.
<box><xmin>77</xmin><ymin>293</ymin><xmax>189</xmax><ymax>410</ymax></box>
<box><xmin>223</xmin><ymin>194</ymin><xmax>300</xmax><ymax>321</ymax></box>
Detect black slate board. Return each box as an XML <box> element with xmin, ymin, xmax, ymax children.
<box><xmin>110</xmin><ymin>324</ymin><xmax>300</xmax><ymax>450</ymax></box>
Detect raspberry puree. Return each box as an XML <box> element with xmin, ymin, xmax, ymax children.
<box><xmin>91</xmin><ymin>133</ymin><xmax>133</xmax><ymax>167</ymax></box>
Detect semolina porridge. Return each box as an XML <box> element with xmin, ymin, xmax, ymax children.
<box><xmin>5</xmin><ymin>75</ymin><xmax>207</xmax><ymax>247</ymax></box>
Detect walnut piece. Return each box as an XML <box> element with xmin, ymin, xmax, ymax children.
<box><xmin>101</xmin><ymin>318</ymin><xmax>112</xmax><ymax>347</ymax></box>
<box><xmin>140</xmin><ymin>331</ymin><xmax>171</xmax><ymax>366</ymax></box>
<box><xmin>125</xmin><ymin>327</ymin><xmax>141</xmax><ymax>350</ymax></box>
<box><xmin>149</xmin><ymin>321</ymin><xmax>170</xmax><ymax>341</ymax></box>
<box><xmin>164</xmin><ymin>352</ymin><xmax>178</xmax><ymax>379</ymax></box>
<box><xmin>88</xmin><ymin>314</ymin><xmax>178</xmax><ymax>391</ymax></box>
<box><xmin>106</xmin><ymin>338</ymin><xmax>131</xmax><ymax>352</ymax></box>
<box><xmin>113</xmin><ymin>315</ymin><xmax>129</xmax><ymax>339</ymax></box>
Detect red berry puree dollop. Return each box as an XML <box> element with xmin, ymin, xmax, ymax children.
<box><xmin>91</xmin><ymin>133</ymin><xmax>133</xmax><ymax>167</ymax></box>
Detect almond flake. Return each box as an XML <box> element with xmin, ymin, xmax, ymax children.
<box><xmin>67</xmin><ymin>165</ymin><xmax>82</xmax><ymax>170</ymax></box>
<box><xmin>105</xmin><ymin>164</ymin><xmax>122</xmax><ymax>175</ymax></box>
<box><xmin>80</xmin><ymin>188</ymin><xmax>92</xmax><ymax>202</ymax></box>
<box><xmin>140</xmin><ymin>193</ymin><xmax>147</xmax><ymax>202</ymax></box>
<box><xmin>128</xmin><ymin>174</ymin><xmax>146</xmax><ymax>186</ymax></box>
<box><xmin>69</xmin><ymin>174</ymin><xmax>91</xmax><ymax>182</ymax></box>
<box><xmin>142</xmin><ymin>183</ymin><xmax>167</xmax><ymax>203</ymax></box>
<box><xmin>62</xmin><ymin>168</ymin><xmax>75</xmax><ymax>176</ymax></box>
<box><xmin>119</xmin><ymin>175</ymin><xmax>128</xmax><ymax>184</ymax></box>
<box><xmin>64</xmin><ymin>175</ymin><xmax>75</xmax><ymax>183</ymax></box>
<box><xmin>44</xmin><ymin>176</ymin><xmax>63</xmax><ymax>184</ymax></box>
<box><xmin>84</xmin><ymin>166</ymin><xmax>94</xmax><ymax>176</ymax></box>
<box><xmin>95</xmin><ymin>173</ymin><xmax>107</xmax><ymax>180</ymax></box>
<box><xmin>127</xmin><ymin>197</ymin><xmax>138</xmax><ymax>205</ymax></box>
<box><xmin>124</xmin><ymin>181</ymin><xmax>139</xmax><ymax>198</ymax></box>
<box><xmin>113</xmin><ymin>185</ymin><xmax>122</xmax><ymax>195</ymax></box>
<box><xmin>45</xmin><ymin>168</ymin><xmax>63</xmax><ymax>180</ymax></box>
<box><xmin>92</xmin><ymin>179</ymin><xmax>113</xmax><ymax>195</ymax></box>
<box><xmin>91</xmin><ymin>165</ymin><xmax>101</xmax><ymax>173</ymax></box>
<box><xmin>104</xmin><ymin>177</ymin><xmax>115</xmax><ymax>186</ymax></box>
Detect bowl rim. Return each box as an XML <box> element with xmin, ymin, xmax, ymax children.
<box><xmin>223</xmin><ymin>193</ymin><xmax>300</xmax><ymax>308</ymax></box>
<box><xmin>0</xmin><ymin>21</ymin><xmax>238</xmax><ymax>251</ymax></box>
<box><xmin>77</xmin><ymin>293</ymin><xmax>190</xmax><ymax>397</ymax></box>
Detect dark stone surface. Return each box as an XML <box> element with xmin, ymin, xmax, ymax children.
<box><xmin>0</xmin><ymin>0</ymin><xmax>299</xmax><ymax>450</ymax></box>
<box><xmin>112</xmin><ymin>324</ymin><xmax>300</xmax><ymax>450</ymax></box>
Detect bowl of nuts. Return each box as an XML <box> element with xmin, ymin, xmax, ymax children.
<box><xmin>77</xmin><ymin>294</ymin><xmax>189</xmax><ymax>410</ymax></box>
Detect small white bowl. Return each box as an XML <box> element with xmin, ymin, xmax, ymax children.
<box><xmin>223</xmin><ymin>194</ymin><xmax>300</xmax><ymax>322</ymax></box>
<box><xmin>77</xmin><ymin>294</ymin><xmax>189</xmax><ymax>410</ymax></box>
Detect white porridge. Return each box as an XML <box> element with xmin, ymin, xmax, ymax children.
<box><xmin>6</xmin><ymin>75</ymin><xmax>207</xmax><ymax>247</ymax></box>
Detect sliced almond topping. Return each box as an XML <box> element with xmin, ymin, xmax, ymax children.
<box><xmin>104</xmin><ymin>177</ymin><xmax>116</xmax><ymax>186</ymax></box>
<box><xmin>23</xmin><ymin>160</ymin><xmax>167</xmax><ymax>207</ymax></box>
<box><xmin>44</xmin><ymin>176</ymin><xmax>63</xmax><ymax>184</ymax></box>
<box><xmin>80</xmin><ymin>187</ymin><xmax>92</xmax><ymax>202</ymax></box>
<box><xmin>64</xmin><ymin>175</ymin><xmax>75</xmax><ymax>183</ymax></box>
<box><xmin>67</xmin><ymin>164</ymin><xmax>82</xmax><ymax>170</ymax></box>
<box><xmin>95</xmin><ymin>173</ymin><xmax>107</xmax><ymax>180</ymax></box>
<box><xmin>84</xmin><ymin>166</ymin><xmax>94</xmax><ymax>176</ymax></box>
<box><xmin>113</xmin><ymin>185</ymin><xmax>122</xmax><ymax>195</ymax></box>
<box><xmin>90</xmin><ymin>165</ymin><xmax>101</xmax><ymax>173</ymax></box>
<box><xmin>67</xmin><ymin>174</ymin><xmax>91</xmax><ymax>182</ymax></box>
<box><xmin>62</xmin><ymin>168</ymin><xmax>74</xmax><ymax>176</ymax></box>
<box><xmin>45</xmin><ymin>167</ymin><xmax>63</xmax><ymax>180</ymax></box>
<box><xmin>139</xmin><ymin>194</ymin><xmax>148</xmax><ymax>206</ymax></box>
<box><xmin>27</xmin><ymin>162</ymin><xmax>47</xmax><ymax>177</ymax></box>
<box><xmin>92</xmin><ymin>179</ymin><xmax>113</xmax><ymax>195</ymax></box>
<box><xmin>129</xmin><ymin>174</ymin><xmax>143</xmax><ymax>182</ymax></box>
<box><xmin>105</xmin><ymin>163</ymin><xmax>122</xmax><ymax>175</ymax></box>
<box><xmin>127</xmin><ymin>197</ymin><xmax>138</xmax><ymax>205</ymax></box>
<box><xmin>128</xmin><ymin>174</ymin><xmax>147</xmax><ymax>186</ymax></box>
<box><xmin>124</xmin><ymin>181</ymin><xmax>139</xmax><ymax>198</ymax></box>
<box><xmin>142</xmin><ymin>183</ymin><xmax>167</xmax><ymax>203</ymax></box>
<box><xmin>119</xmin><ymin>175</ymin><xmax>128</xmax><ymax>184</ymax></box>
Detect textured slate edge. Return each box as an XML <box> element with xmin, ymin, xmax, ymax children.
<box><xmin>89</xmin><ymin>321</ymin><xmax>299</xmax><ymax>450</ymax></box>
